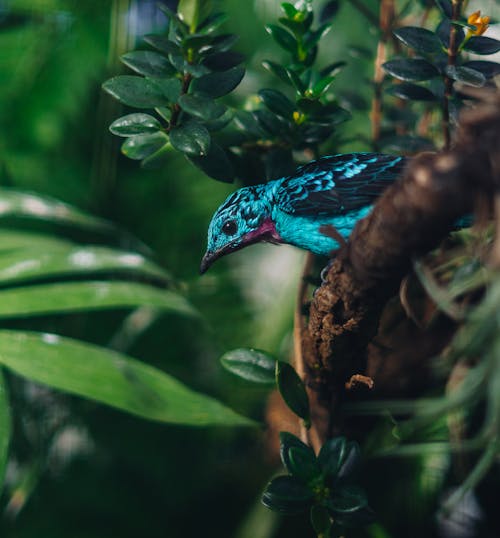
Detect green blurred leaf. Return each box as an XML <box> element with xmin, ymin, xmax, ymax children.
<box><xmin>220</xmin><ymin>348</ymin><xmax>276</xmax><ymax>385</ymax></box>
<box><xmin>121</xmin><ymin>132</ymin><xmax>168</xmax><ymax>160</ymax></box>
<box><xmin>0</xmin><ymin>370</ymin><xmax>11</xmax><ymax>492</ymax></box>
<box><xmin>262</xmin><ymin>475</ymin><xmax>313</xmax><ymax>514</ymax></box>
<box><xmin>385</xmin><ymin>82</ymin><xmax>437</xmax><ymax>101</ymax></box>
<box><xmin>0</xmin><ymin>281</ymin><xmax>196</xmax><ymax>318</ymax></box>
<box><xmin>382</xmin><ymin>58</ymin><xmax>439</xmax><ymax>82</ymax></box>
<box><xmin>200</xmin><ymin>34</ymin><xmax>239</xmax><ymax>54</ymax></box>
<box><xmin>310</xmin><ymin>505</ymin><xmax>332</xmax><ymax>536</ymax></box>
<box><xmin>170</xmin><ymin>121</ymin><xmax>211</xmax><ymax>156</ymax></box>
<box><xmin>280</xmin><ymin>432</ymin><xmax>314</xmax><ymax>473</ymax></box>
<box><xmin>281</xmin><ymin>2</ymin><xmax>299</xmax><ymax>19</ymax></box>
<box><xmin>188</xmin><ymin>141</ymin><xmax>234</xmax><ymax>182</ymax></box>
<box><xmin>178</xmin><ymin>0</ymin><xmax>208</xmax><ymax>30</ymax></box>
<box><xmin>259</xmin><ymin>89</ymin><xmax>295</xmax><ymax>119</ymax></box>
<box><xmin>461</xmin><ymin>61</ymin><xmax>500</xmax><ymax>80</ymax></box>
<box><xmin>0</xmin><ymin>243</ymin><xmax>170</xmax><ymax>286</ymax></box>
<box><xmin>198</xmin><ymin>12</ymin><xmax>228</xmax><ymax>34</ymax></box>
<box><xmin>445</xmin><ymin>65</ymin><xmax>485</xmax><ymax>87</ymax></box>
<box><xmin>265</xmin><ymin>24</ymin><xmax>297</xmax><ymax>53</ymax></box>
<box><xmin>191</xmin><ymin>66</ymin><xmax>245</xmax><ymax>97</ymax></box>
<box><xmin>320</xmin><ymin>1</ymin><xmax>340</xmax><ymax>23</ymax></box>
<box><xmin>320</xmin><ymin>61</ymin><xmax>346</xmax><ymax>78</ymax></box>
<box><xmin>143</xmin><ymin>34</ymin><xmax>181</xmax><ymax>56</ymax></box>
<box><xmin>0</xmin><ymin>189</ymin><xmax>114</xmax><ymax>235</ymax></box>
<box><xmin>276</xmin><ymin>361</ymin><xmax>310</xmax><ymax>423</ymax></box>
<box><xmin>303</xmin><ymin>23</ymin><xmax>331</xmax><ymax>51</ymax></box>
<box><xmin>121</xmin><ymin>51</ymin><xmax>175</xmax><ymax>78</ymax></box>
<box><xmin>203</xmin><ymin>107</ymin><xmax>234</xmax><ymax>131</ymax></box>
<box><xmin>150</xmin><ymin>77</ymin><xmax>182</xmax><ymax>103</ymax></box>
<box><xmin>463</xmin><ymin>36</ymin><xmax>500</xmax><ymax>55</ymax></box>
<box><xmin>202</xmin><ymin>51</ymin><xmax>245</xmax><ymax>71</ymax></box>
<box><xmin>102</xmin><ymin>76</ymin><xmax>168</xmax><ymax>108</ymax></box>
<box><xmin>434</xmin><ymin>0</ymin><xmax>452</xmax><ymax>18</ymax></box>
<box><xmin>328</xmin><ymin>485</ymin><xmax>368</xmax><ymax>515</ymax></box>
<box><xmin>178</xmin><ymin>94</ymin><xmax>226</xmax><ymax>121</ymax></box>
<box><xmin>254</xmin><ymin>109</ymin><xmax>288</xmax><ymax>136</ymax></box>
<box><xmin>437</xmin><ymin>18</ymin><xmax>464</xmax><ymax>48</ymax></box>
<box><xmin>110</xmin><ymin>113</ymin><xmax>162</xmax><ymax>137</ymax></box>
<box><xmin>393</xmin><ymin>26</ymin><xmax>443</xmax><ymax>54</ymax></box>
<box><xmin>311</xmin><ymin>75</ymin><xmax>335</xmax><ymax>97</ymax></box>
<box><xmin>0</xmin><ymin>330</ymin><xmax>254</xmax><ymax>427</ymax></box>
<box><xmin>141</xmin><ymin>143</ymin><xmax>174</xmax><ymax>169</ymax></box>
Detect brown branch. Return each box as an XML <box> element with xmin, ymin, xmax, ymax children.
<box><xmin>302</xmin><ymin>89</ymin><xmax>500</xmax><ymax>442</ymax></box>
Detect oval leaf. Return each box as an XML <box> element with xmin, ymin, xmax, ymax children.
<box><xmin>110</xmin><ymin>113</ymin><xmax>161</xmax><ymax>136</ymax></box>
<box><xmin>276</xmin><ymin>361</ymin><xmax>310</xmax><ymax>423</ymax></box>
<box><xmin>385</xmin><ymin>82</ymin><xmax>437</xmax><ymax>101</ymax></box>
<box><xmin>178</xmin><ymin>94</ymin><xmax>226</xmax><ymax>121</ymax></box>
<box><xmin>170</xmin><ymin>121</ymin><xmax>211</xmax><ymax>156</ymax></box>
<box><xmin>280</xmin><ymin>432</ymin><xmax>313</xmax><ymax>472</ymax></box>
<box><xmin>288</xmin><ymin>446</ymin><xmax>321</xmax><ymax>483</ymax></box>
<box><xmin>187</xmin><ymin>141</ymin><xmax>234</xmax><ymax>182</ymax></box>
<box><xmin>143</xmin><ymin>34</ymin><xmax>181</xmax><ymax>56</ymax></box>
<box><xmin>262</xmin><ymin>475</ymin><xmax>313</xmax><ymax>514</ymax></box>
<box><xmin>318</xmin><ymin>437</ymin><xmax>347</xmax><ymax>478</ymax></box>
<box><xmin>437</xmin><ymin>17</ymin><xmax>464</xmax><ymax>48</ymax></box>
<box><xmin>202</xmin><ymin>51</ymin><xmax>245</xmax><ymax>71</ymax></box>
<box><xmin>461</xmin><ymin>61</ymin><xmax>500</xmax><ymax>80</ymax></box>
<box><xmin>328</xmin><ymin>485</ymin><xmax>368</xmax><ymax>515</ymax></box>
<box><xmin>310</xmin><ymin>505</ymin><xmax>332</xmax><ymax>536</ymax></box>
<box><xmin>463</xmin><ymin>36</ymin><xmax>500</xmax><ymax>55</ymax></box>
<box><xmin>150</xmin><ymin>77</ymin><xmax>182</xmax><ymax>103</ymax></box>
<box><xmin>265</xmin><ymin>24</ymin><xmax>297</xmax><ymax>53</ymax></box>
<box><xmin>393</xmin><ymin>26</ymin><xmax>443</xmax><ymax>54</ymax></box>
<box><xmin>445</xmin><ymin>65</ymin><xmax>486</xmax><ymax>87</ymax></box>
<box><xmin>220</xmin><ymin>348</ymin><xmax>276</xmax><ymax>385</ymax></box>
<box><xmin>0</xmin><ymin>330</ymin><xmax>254</xmax><ymax>427</ymax></box>
<box><xmin>191</xmin><ymin>66</ymin><xmax>245</xmax><ymax>98</ymax></box>
<box><xmin>258</xmin><ymin>89</ymin><xmax>295</xmax><ymax>119</ymax></box>
<box><xmin>121</xmin><ymin>132</ymin><xmax>168</xmax><ymax>160</ymax></box>
<box><xmin>382</xmin><ymin>58</ymin><xmax>439</xmax><ymax>82</ymax></box>
<box><xmin>102</xmin><ymin>76</ymin><xmax>168</xmax><ymax>108</ymax></box>
<box><xmin>121</xmin><ymin>51</ymin><xmax>175</xmax><ymax>78</ymax></box>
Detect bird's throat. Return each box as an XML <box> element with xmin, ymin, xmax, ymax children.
<box><xmin>243</xmin><ymin>218</ymin><xmax>282</xmax><ymax>245</ymax></box>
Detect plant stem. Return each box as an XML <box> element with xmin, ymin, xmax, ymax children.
<box><xmin>168</xmin><ymin>73</ymin><xmax>192</xmax><ymax>130</ymax></box>
<box><xmin>442</xmin><ymin>0</ymin><xmax>463</xmax><ymax>150</ymax></box>
<box><xmin>371</xmin><ymin>0</ymin><xmax>395</xmax><ymax>149</ymax></box>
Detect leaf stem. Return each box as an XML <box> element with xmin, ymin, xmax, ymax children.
<box><xmin>168</xmin><ymin>73</ymin><xmax>192</xmax><ymax>130</ymax></box>
<box><xmin>442</xmin><ymin>0</ymin><xmax>463</xmax><ymax>150</ymax></box>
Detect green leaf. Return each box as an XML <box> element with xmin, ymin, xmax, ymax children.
<box><xmin>279</xmin><ymin>432</ymin><xmax>313</xmax><ymax>472</ymax></box>
<box><xmin>445</xmin><ymin>65</ymin><xmax>485</xmax><ymax>87</ymax></box>
<box><xmin>200</xmin><ymin>34</ymin><xmax>239</xmax><ymax>55</ymax></box>
<box><xmin>393</xmin><ymin>26</ymin><xmax>443</xmax><ymax>54</ymax></box>
<box><xmin>328</xmin><ymin>485</ymin><xmax>368</xmax><ymax>515</ymax></box>
<box><xmin>121</xmin><ymin>132</ymin><xmax>168</xmax><ymax>160</ymax></box>
<box><xmin>463</xmin><ymin>36</ymin><xmax>500</xmax><ymax>55</ymax></box>
<box><xmin>265</xmin><ymin>24</ymin><xmax>297</xmax><ymax>53</ymax></box>
<box><xmin>303</xmin><ymin>23</ymin><xmax>331</xmax><ymax>51</ymax></box>
<box><xmin>0</xmin><ymin>243</ymin><xmax>170</xmax><ymax>286</ymax></box>
<box><xmin>276</xmin><ymin>361</ymin><xmax>310</xmax><ymax>423</ymax></box>
<box><xmin>121</xmin><ymin>51</ymin><xmax>175</xmax><ymax>78</ymax></box>
<box><xmin>0</xmin><ymin>330</ymin><xmax>253</xmax><ymax>427</ymax></box>
<box><xmin>311</xmin><ymin>75</ymin><xmax>335</xmax><ymax>97</ymax></box>
<box><xmin>461</xmin><ymin>61</ymin><xmax>500</xmax><ymax>80</ymax></box>
<box><xmin>0</xmin><ymin>281</ymin><xmax>196</xmax><ymax>318</ymax></box>
<box><xmin>0</xmin><ymin>370</ymin><xmax>11</xmax><ymax>491</ymax></box>
<box><xmin>170</xmin><ymin>121</ymin><xmax>211</xmax><ymax>156</ymax></box>
<box><xmin>385</xmin><ymin>82</ymin><xmax>437</xmax><ymax>101</ymax></box>
<box><xmin>254</xmin><ymin>109</ymin><xmax>288</xmax><ymax>136</ymax></box>
<box><xmin>281</xmin><ymin>2</ymin><xmax>299</xmax><ymax>19</ymax></box>
<box><xmin>434</xmin><ymin>0</ymin><xmax>452</xmax><ymax>18</ymax></box>
<box><xmin>178</xmin><ymin>0</ymin><xmax>207</xmax><ymax>30</ymax></box>
<box><xmin>150</xmin><ymin>77</ymin><xmax>182</xmax><ymax>103</ymax></box>
<box><xmin>220</xmin><ymin>348</ymin><xmax>276</xmax><ymax>385</ymax></box>
<box><xmin>382</xmin><ymin>59</ymin><xmax>439</xmax><ymax>82</ymax></box>
<box><xmin>198</xmin><ymin>12</ymin><xmax>228</xmax><ymax>34</ymax></box>
<box><xmin>437</xmin><ymin>18</ymin><xmax>464</xmax><ymax>48</ymax></box>
<box><xmin>178</xmin><ymin>94</ymin><xmax>226</xmax><ymax>121</ymax></box>
<box><xmin>102</xmin><ymin>76</ymin><xmax>168</xmax><ymax>108</ymax></box>
<box><xmin>318</xmin><ymin>437</ymin><xmax>347</xmax><ymax>478</ymax></box>
<box><xmin>141</xmin><ymin>143</ymin><xmax>174</xmax><ymax>169</ymax></box>
<box><xmin>310</xmin><ymin>505</ymin><xmax>332</xmax><ymax>536</ymax></box>
<box><xmin>258</xmin><ymin>89</ymin><xmax>295</xmax><ymax>119</ymax></box>
<box><xmin>288</xmin><ymin>446</ymin><xmax>321</xmax><ymax>482</ymax></box>
<box><xmin>191</xmin><ymin>66</ymin><xmax>245</xmax><ymax>98</ymax></box>
<box><xmin>143</xmin><ymin>35</ymin><xmax>181</xmax><ymax>56</ymax></box>
<box><xmin>202</xmin><ymin>51</ymin><xmax>245</xmax><ymax>71</ymax></box>
<box><xmin>262</xmin><ymin>475</ymin><xmax>313</xmax><ymax>514</ymax></box>
<box><xmin>0</xmin><ymin>189</ymin><xmax>114</xmax><ymax>235</ymax></box>
<box><xmin>320</xmin><ymin>1</ymin><xmax>340</xmax><ymax>23</ymax></box>
<box><xmin>110</xmin><ymin>113</ymin><xmax>162</xmax><ymax>137</ymax></box>
<box><xmin>203</xmin><ymin>107</ymin><xmax>234</xmax><ymax>132</ymax></box>
<box><xmin>320</xmin><ymin>61</ymin><xmax>346</xmax><ymax>78</ymax></box>
<box><xmin>187</xmin><ymin>141</ymin><xmax>234</xmax><ymax>182</ymax></box>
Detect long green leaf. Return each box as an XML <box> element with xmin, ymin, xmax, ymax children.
<box><xmin>0</xmin><ymin>281</ymin><xmax>196</xmax><ymax>318</ymax></box>
<box><xmin>0</xmin><ymin>245</ymin><xmax>170</xmax><ymax>286</ymax></box>
<box><xmin>0</xmin><ymin>330</ymin><xmax>255</xmax><ymax>427</ymax></box>
<box><xmin>0</xmin><ymin>370</ymin><xmax>11</xmax><ymax>491</ymax></box>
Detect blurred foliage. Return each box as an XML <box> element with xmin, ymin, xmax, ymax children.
<box><xmin>0</xmin><ymin>0</ymin><xmax>499</xmax><ymax>537</ymax></box>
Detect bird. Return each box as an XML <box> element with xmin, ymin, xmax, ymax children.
<box><xmin>200</xmin><ymin>152</ymin><xmax>408</xmax><ymax>273</ymax></box>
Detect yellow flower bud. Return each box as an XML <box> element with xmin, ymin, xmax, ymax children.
<box><xmin>467</xmin><ymin>10</ymin><xmax>490</xmax><ymax>36</ymax></box>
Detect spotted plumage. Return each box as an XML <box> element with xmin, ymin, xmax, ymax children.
<box><xmin>201</xmin><ymin>152</ymin><xmax>407</xmax><ymax>273</ymax></box>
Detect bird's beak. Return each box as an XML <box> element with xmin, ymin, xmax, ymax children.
<box><xmin>200</xmin><ymin>250</ymin><xmax>218</xmax><ymax>274</ymax></box>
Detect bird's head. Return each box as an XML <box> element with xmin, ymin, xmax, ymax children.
<box><xmin>200</xmin><ymin>185</ymin><xmax>280</xmax><ymax>273</ymax></box>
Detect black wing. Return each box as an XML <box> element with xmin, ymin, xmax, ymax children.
<box><xmin>276</xmin><ymin>153</ymin><xmax>408</xmax><ymax>216</ymax></box>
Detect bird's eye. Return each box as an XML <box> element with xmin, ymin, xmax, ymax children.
<box><xmin>222</xmin><ymin>220</ymin><xmax>237</xmax><ymax>236</ymax></box>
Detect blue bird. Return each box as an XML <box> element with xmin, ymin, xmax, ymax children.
<box><xmin>200</xmin><ymin>152</ymin><xmax>407</xmax><ymax>273</ymax></box>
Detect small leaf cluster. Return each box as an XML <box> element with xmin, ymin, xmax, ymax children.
<box><xmin>220</xmin><ymin>347</ymin><xmax>374</xmax><ymax>535</ymax></box>
<box><xmin>232</xmin><ymin>0</ymin><xmax>349</xmax><ymax>183</ymax></box>
<box><xmin>102</xmin><ymin>0</ymin><xmax>244</xmax><ymax>181</ymax></box>
<box><xmin>382</xmin><ymin>0</ymin><xmax>500</xmax><ymax>148</ymax></box>
<box><xmin>263</xmin><ymin>433</ymin><xmax>374</xmax><ymax>535</ymax></box>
